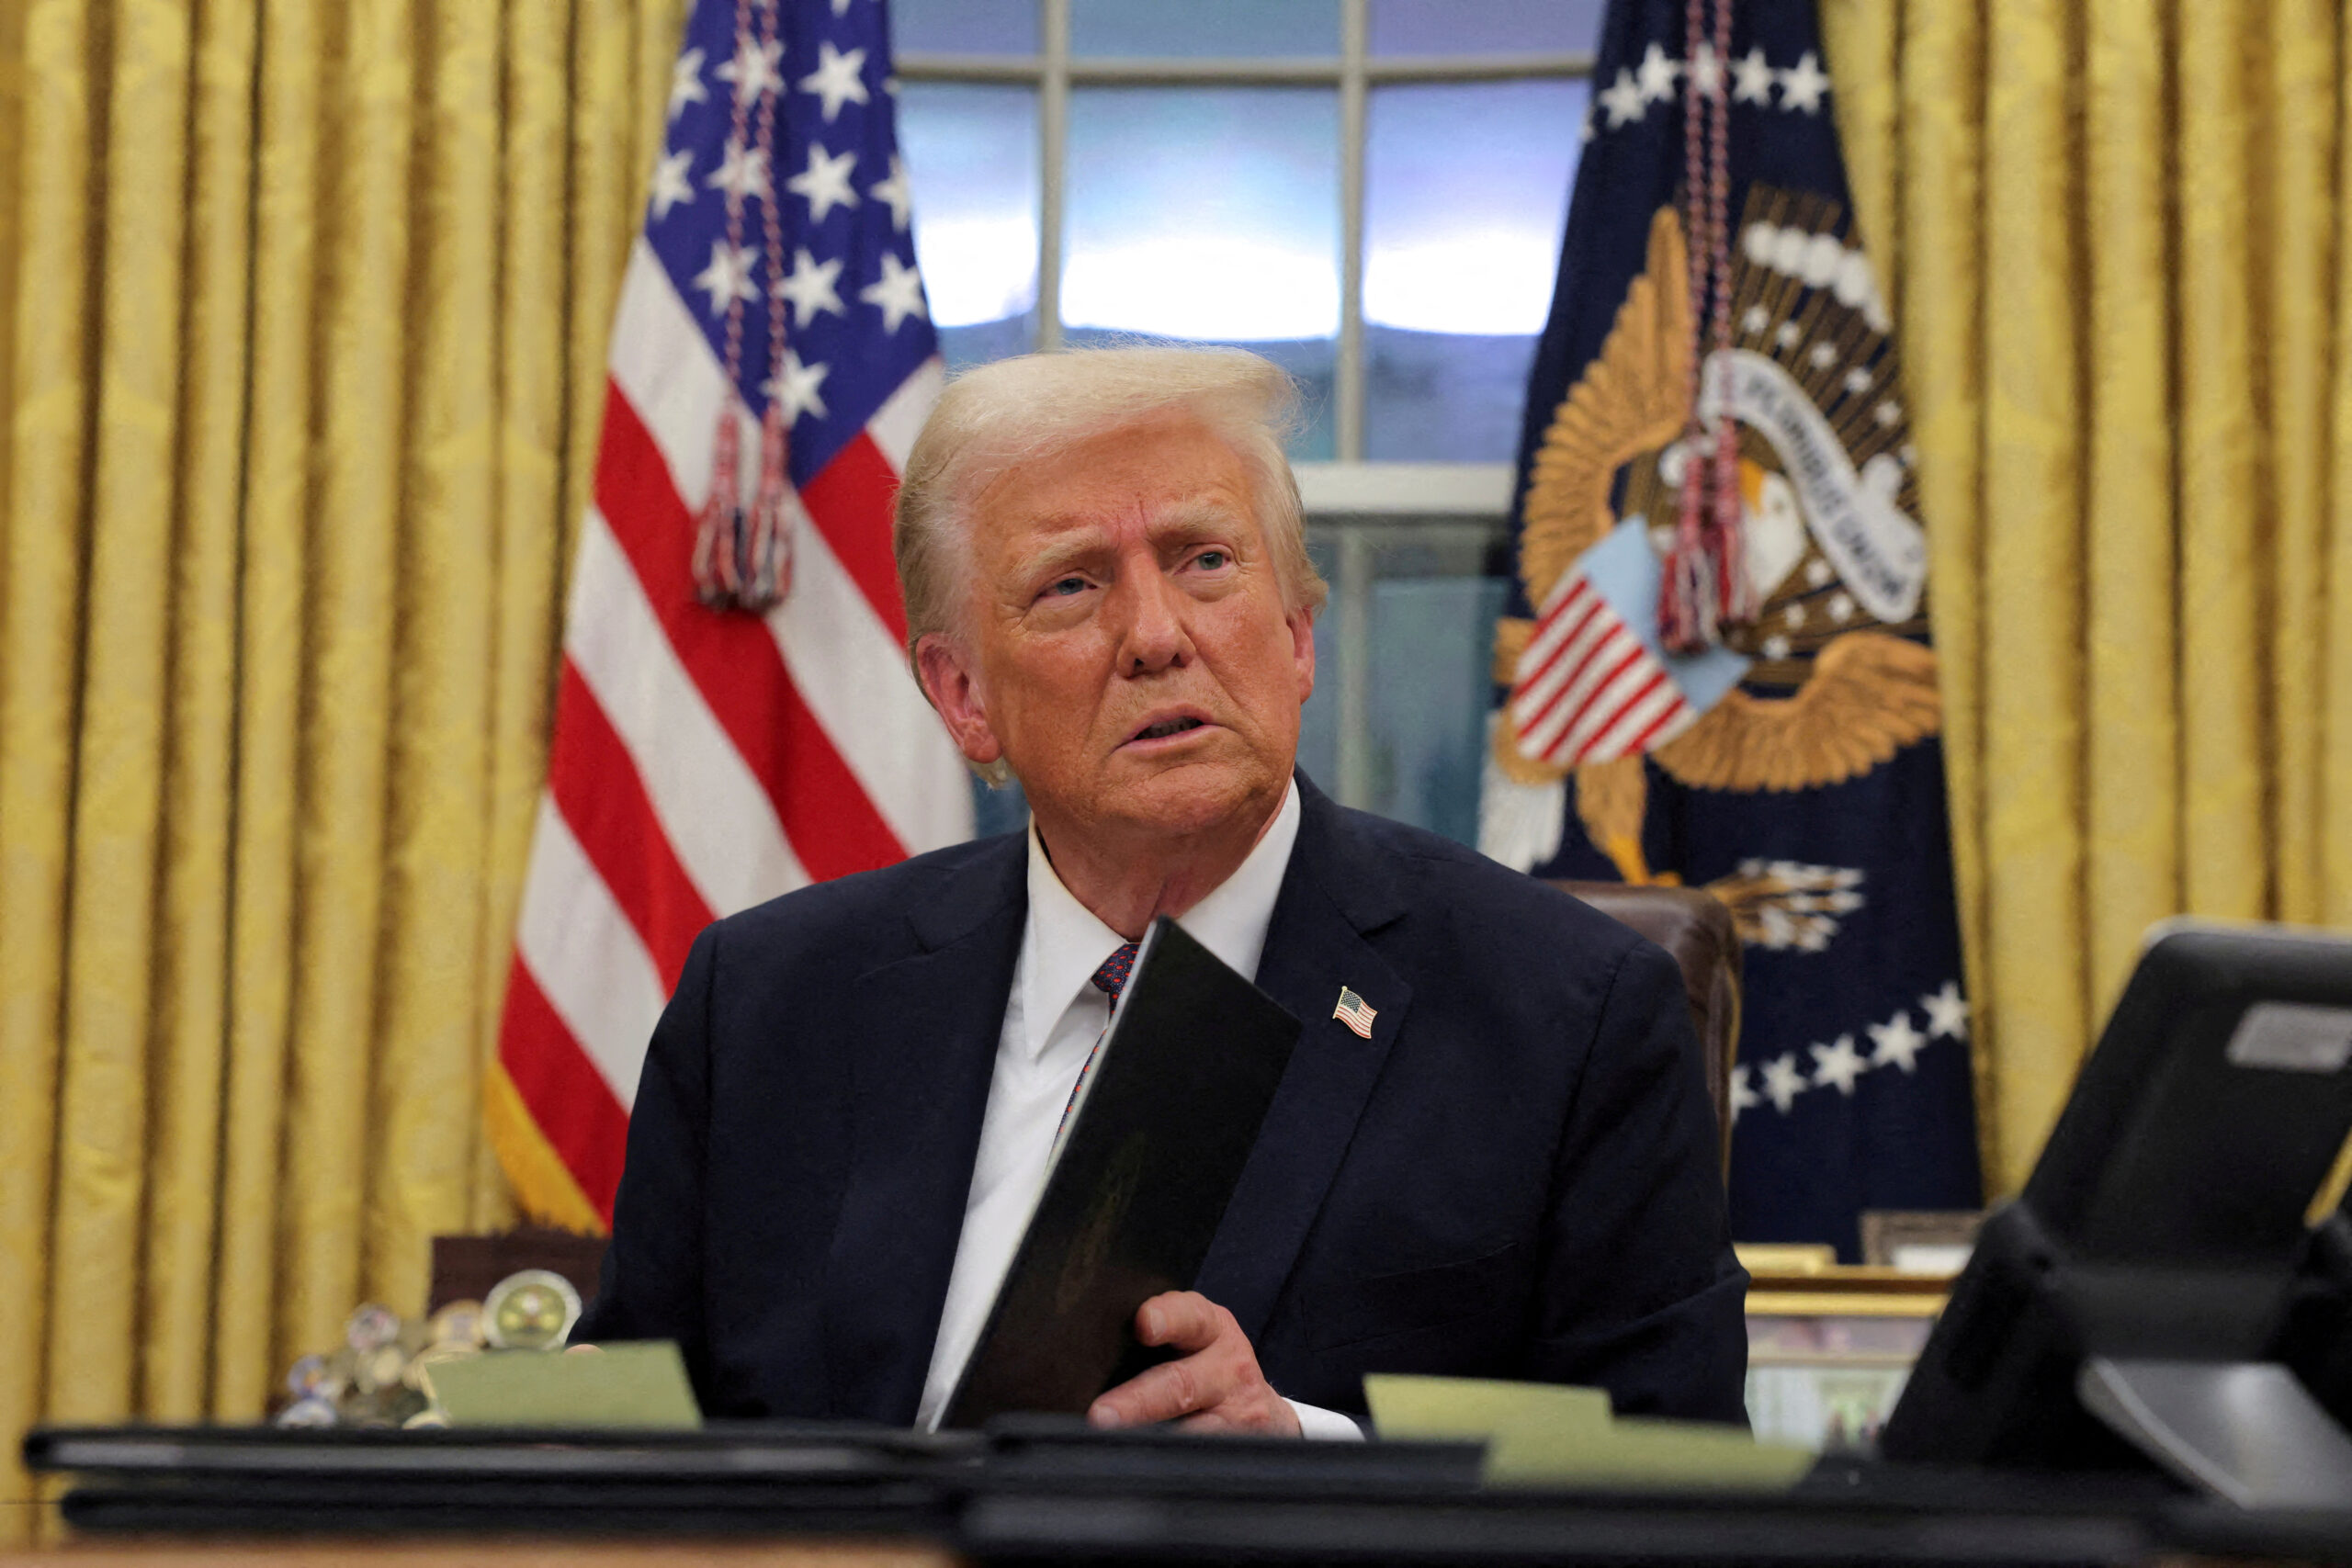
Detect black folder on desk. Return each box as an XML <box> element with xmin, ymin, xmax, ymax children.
<box><xmin>944</xmin><ymin>916</ymin><xmax>1301</xmax><ymax>1429</ymax></box>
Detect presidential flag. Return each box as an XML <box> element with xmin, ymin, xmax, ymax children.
<box><xmin>1481</xmin><ymin>0</ymin><xmax>1980</xmax><ymax>1258</ymax></box>
<box><xmin>489</xmin><ymin>0</ymin><xmax>971</xmax><ymax>1230</ymax></box>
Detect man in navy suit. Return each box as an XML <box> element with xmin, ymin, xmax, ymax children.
<box><xmin>581</xmin><ymin>346</ymin><xmax>1747</xmax><ymax>1434</ymax></box>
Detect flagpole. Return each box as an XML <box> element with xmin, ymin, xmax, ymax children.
<box><xmin>1336</xmin><ymin>0</ymin><xmax>1366</xmax><ymax>463</ymax></box>
<box><xmin>1037</xmin><ymin>0</ymin><xmax>1069</xmax><ymax>350</ymax></box>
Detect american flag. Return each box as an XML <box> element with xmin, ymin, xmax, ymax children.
<box><xmin>1332</xmin><ymin>987</ymin><xmax>1376</xmax><ymax>1040</ymax></box>
<box><xmin>1508</xmin><ymin>564</ymin><xmax>1698</xmax><ymax>768</ymax></box>
<box><xmin>488</xmin><ymin>0</ymin><xmax>972</xmax><ymax>1230</ymax></box>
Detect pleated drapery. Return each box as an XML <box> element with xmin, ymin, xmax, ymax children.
<box><xmin>1820</xmin><ymin>1</ymin><xmax>2352</xmax><ymax>1199</ymax></box>
<box><xmin>0</xmin><ymin>0</ymin><xmax>685</xmax><ymax>1537</ymax></box>
<box><xmin>10</xmin><ymin>0</ymin><xmax>2352</xmax><ymax>1540</ymax></box>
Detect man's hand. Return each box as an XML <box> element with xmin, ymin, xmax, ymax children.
<box><xmin>1086</xmin><ymin>1291</ymin><xmax>1302</xmax><ymax>1436</ymax></box>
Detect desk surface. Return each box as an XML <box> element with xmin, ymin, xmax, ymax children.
<box><xmin>22</xmin><ymin>1423</ymin><xmax>2352</xmax><ymax>1567</ymax></box>
<box><xmin>2</xmin><ymin>1544</ymin><xmax>954</xmax><ymax>1567</ymax></box>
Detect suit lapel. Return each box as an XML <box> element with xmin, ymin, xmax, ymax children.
<box><xmin>1195</xmin><ymin>778</ymin><xmax>1412</xmax><ymax>1343</ymax></box>
<box><xmin>822</xmin><ymin>836</ymin><xmax>1026</xmax><ymax>1425</ymax></box>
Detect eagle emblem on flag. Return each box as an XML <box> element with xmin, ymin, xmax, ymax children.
<box><xmin>1492</xmin><ymin>193</ymin><xmax>1941</xmax><ymax>887</ymax></box>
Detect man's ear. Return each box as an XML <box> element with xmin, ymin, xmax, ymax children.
<box><xmin>1286</xmin><ymin>604</ymin><xmax>1317</xmax><ymax>705</ymax></box>
<box><xmin>915</xmin><ymin>633</ymin><xmax>1004</xmax><ymax>768</ymax></box>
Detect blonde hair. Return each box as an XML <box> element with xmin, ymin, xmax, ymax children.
<box><xmin>892</xmin><ymin>344</ymin><xmax>1329</xmax><ymax>668</ymax></box>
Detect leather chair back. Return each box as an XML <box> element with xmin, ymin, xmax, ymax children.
<box><xmin>1550</xmin><ymin>881</ymin><xmax>1741</xmax><ymax>1179</ymax></box>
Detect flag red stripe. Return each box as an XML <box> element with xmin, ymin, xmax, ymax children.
<box><xmin>498</xmin><ymin>961</ymin><xmax>631</xmax><ymax>1224</ymax></box>
<box><xmin>594</xmin><ymin>387</ymin><xmax>907</xmax><ymax>880</ymax></box>
<box><xmin>1516</xmin><ymin>590</ymin><xmax>1607</xmax><ymax>697</ymax></box>
<box><xmin>1620</xmin><ymin>688</ymin><xmax>1692</xmax><ymax>756</ymax></box>
<box><xmin>1560</xmin><ymin>641</ymin><xmax>1654</xmax><ymax>757</ymax></box>
<box><xmin>546</xmin><ymin>659</ymin><xmax>716</xmax><ymax>990</ymax></box>
<box><xmin>1521</xmin><ymin>616</ymin><xmax>1633</xmax><ymax>740</ymax></box>
<box><xmin>1585</xmin><ymin>665</ymin><xmax>1673</xmax><ymax>754</ymax></box>
<box><xmin>797</xmin><ymin>429</ymin><xmax>910</xmax><ymax>646</ymax></box>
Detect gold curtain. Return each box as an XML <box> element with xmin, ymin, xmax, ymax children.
<box><xmin>0</xmin><ymin>0</ymin><xmax>686</xmax><ymax>1538</ymax></box>
<box><xmin>1820</xmin><ymin>1</ymin><xmax>2352</xmax><ymax>1199</ymax></box>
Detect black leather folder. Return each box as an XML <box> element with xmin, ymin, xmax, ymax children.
<box><xmin>944</xmin><ymin>916</ymin><xmax>1301</xmax><ymax>1429</ymax></box>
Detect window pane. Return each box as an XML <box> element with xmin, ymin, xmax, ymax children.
<box><xmin>1065</xmin><ymin>86</ymin><xmax>1339</xmax><ymax>457</ymax></box>
<box><xmin>1299</xmin><ymin>525</ymin><xmax>1510</xmax><ymax>844</ymax></box>
<box><xmin>1368</xmin><ymin>0</ymin><xmax>1603</xmax><ymax>56</ymax></box>
<box><xmin>1071</xmin><ymin>0</ymin><xmax>1337</xmax><ymax>57</ymax></box>
<box><xmin>1363</xmin><ymin>79</ymin><xmax>1581</xmax><ymax>460</ymax></box>
<box><xmin>899</xmin><ymin>82</ymin><xmax>1040</xmax><ymax>369</ymax></box>
<box><xmin>890</xmin><ymin>0</ymin><xmax>1039</xmax><ymax>55</ymax></box>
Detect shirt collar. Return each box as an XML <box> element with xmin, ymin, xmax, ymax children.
<box><xmin>1018</xmin><ymin>780</ymin><xmax>1303</xmax><ymax>1062</ymax></box>
<box><xmin>1170</xmin><ymin>779</ymin><xmax>1300</xmax><ymax>983</ymax></box>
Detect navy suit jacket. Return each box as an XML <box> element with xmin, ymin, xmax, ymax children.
<box><xmin>581</xmin><ymin>774</ymin><xmax>1749</xmax><ymax>1425</ymax></box>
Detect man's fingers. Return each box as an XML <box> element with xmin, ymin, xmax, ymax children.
<box><xmin>1089</xmin><ymin>1353</ymin><xmax>1206</xmax><ymax>1428</ymax></box>
<box><xmin>1135</xmin><ymin>1290</ymin><xmax>1222</xmax><ymax>1349</ymax></box>
<box><xmin>1173</xmin><ymin>1409</ymin><xmax>1239</xmax><ymax>1435</ymax></box>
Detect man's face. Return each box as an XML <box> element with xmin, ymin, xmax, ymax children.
<box><xmin>919</xmin><ymin>409</ymin><xmax>1316</xmax><ymax>845</ymax></box>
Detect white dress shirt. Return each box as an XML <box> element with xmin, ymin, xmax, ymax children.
<box><xmin>912</xmin><ymin>781</ymin><xmax>1360</xmax><ymax>1438</ymax></box>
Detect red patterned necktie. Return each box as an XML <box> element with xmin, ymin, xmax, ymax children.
<box><xmin>1056</xmin><ymin>941</ymin><xmax>1138</xmax><ymax>1140</ymax></box>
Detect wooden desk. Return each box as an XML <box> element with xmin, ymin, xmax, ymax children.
<box><xmin>4</xmin><ymin>1544</ymin><xmax>954</xmax><ymax>1567</ymax></box>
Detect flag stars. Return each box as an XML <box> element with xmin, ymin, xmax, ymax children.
<box><xmin>1731</xmin><ymin>47</ymin><xmax>1777</xmax><ymax>105</ymax></box>
<box><xmin>669</xmin><ymin>48</ymin><xmax>708</xmax><ymax>121</ymax></box>
<box><xmin>1844</xmin><ymin>366</ymin><xmax>1873</xmax><ymax>395</ymax></box>
<box><xmin>1868</xmin><ymin>1010</ymin><xmax>1928</xmax><ymax>1073</ymax></box>
<box><xmin>1742</xmin><ymin>304</ymin><xmax>1770</xmax><ymax>336</ymax></box>
<box><xmin>1747</xmin><ymin>981</ymin><xmax>1963</xmax><ymax>1115</ymax></box>
<box><xmin>693</xmin><ymin>240</ymin><xmax>759</xmax><ymax>314</ymax></box>
<box><xmin>707</xmin><ymin>138</ymin><xmax>772</xmax><ymax>200</ymax></box>
<box><xmin>860</xmin><ymin>252</ymin><xmax>928</xmax><ymax>332</ymax></box>
<box><xmin>1759</xmin><ymin>1054</ymin><xmax>1809</xmax><ymax>1114</ymax></box>
<box><xmin>1875</xmin><ymin>399</ymin><xmax>1905</xmax><ymax>427</ymax></box>
<box><xmin>1636</xmin><ymin>42</ymin><xmax>1682</xmax><ymax>103</ymax></box>
<box><xmin>798</xmin><ymin>40</ymin><xmax>870</xmax><ymax>121</ymax></box>
<box><xmin>774</xmin><ymin>246</ymin><xmax>844</xmax><ymax>326</ymax></box>
<box><xmin>1827</xmin><ymin>591</ymin><xmax>1856</xmax><ymax>623</ymax></box>
<box><xmin>1730</xmin><ymin>1064</ymin><xmax>1758</xmax><ymax>1124</ymax></box>
<box><xmin>716</xmin><ymin>36</ymin><xmax>785</xmax><ymax>104</ymax></box>
<box><xmin>1780</xmin><ymin>50</ymin><xmax>1831</xmax><ymax>114</ymax></box>
<box><xmin>788</xmin><ymin>142</ymin><xmax>860</xmax><ymax>220</ymax></box>
<box><xmin>1922</xmin><ymin>981</ymin><xmax>1971</xmax><ymax>1041</ymax></box>
<box><xmin>764</xmin><ymin>347</ymin><xmax>831</xmax><ymax>423</ymax></box>
<box><xmin>1808</xmin><ymin>341</ymin><xmax>1838</xmax><ymax>370</ymax></box>
<box><xmin>1804</xmin><ymin>558</ymin><xmax>1835</xmax><ymax>588</ymax></box>
<box><xmin>868</xmin><ymin>155</ymin><xmax>914</xmax><ymax>232</ymax></box>
<box><xmin>1810</xmin><ymin>1033</ymin><xmax>1867</xmax><ymax>1096</ymax></box>
<box><xmin>1774</xmin><ymin>320</ymin><xmax>1804</xmax><ymax>351</ymax></box>
<box><xmin>1599</xmin><ymin>67</ymin><xmax>1646</xmax><ymax>129</ymax></box>
<box><xmin>1582</xmin><ymin>42</ymin><xmax>1826</xmax><ymax>141</ymax></box>
<box><xmin>1688</xmin><ymin>40</ymin><xmax>1724</xmax><ymax>100</ymax></box>
<box><xmin>650</xmin><ymin>148</ymin><xmax>695</xmax><ymax>220</ymax></box>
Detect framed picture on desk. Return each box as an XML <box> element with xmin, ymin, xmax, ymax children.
<box><xmin>1740</xmin><ymin>1244</ymin><xmax>1952</xmax><ymax>1453</ymax></box>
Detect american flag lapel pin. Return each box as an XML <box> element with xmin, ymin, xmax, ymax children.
<box><xmin>1333</xmin><ymin>987</ymin><xmax>1376</xmax><ymax>1039</ymax></box>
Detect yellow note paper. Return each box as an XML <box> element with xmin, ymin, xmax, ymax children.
<box><xmin>1365</xmin><ymin>1373</ymin><xmax>1611</xmax><ymax>1441</ymax></box>
<box><xmin>424</xmin><ymin>1342</ymin><xmax>703</xmax><ymax>1430</ymax></box>
<box><xmin>1365</xmin><ymin>1373</ymin><xmax>1811</xmax><ymax>1495</ymax></box>
<box><xmin>1485</xmin><ymin>1413</ymin><xmax>1815</xmax><ymax>1493</ymax></box>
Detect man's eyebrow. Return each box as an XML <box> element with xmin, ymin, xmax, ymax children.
<box><xmin>1147</xmin><ymin>497</ymin><xmax>1250</xmax><ymax>543</ymax></box>
<box><xmin>1008</xmin><ymin>498</ymin><xmax>1248</xmax><ymax>585</ymax></box>
<box><xmin>1008</xmin><ymin>525</ymin><xmax>1107</xmax><ymax>588</ymax></box>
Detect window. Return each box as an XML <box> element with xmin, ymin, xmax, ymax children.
<box><xmin>892</xmin><ymin>0</ymin><xmax>1602</xmax><ymax>840</ymax></box>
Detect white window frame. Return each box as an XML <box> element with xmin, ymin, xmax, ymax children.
<box><xmin>898</xmin><ymin>0</ymin><xmax>1593</xmax><ymax>807</ymax></box>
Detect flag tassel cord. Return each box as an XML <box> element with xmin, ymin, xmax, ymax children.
<box><xmin>695</xmin><ymin>0</ymin><xmax>795</xmax><ymax>615</ymax></box>
<box><xmin>1659</xmin><ymin>0</ymin><xmax>1752</xmax><ymax>655</ymax></box>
